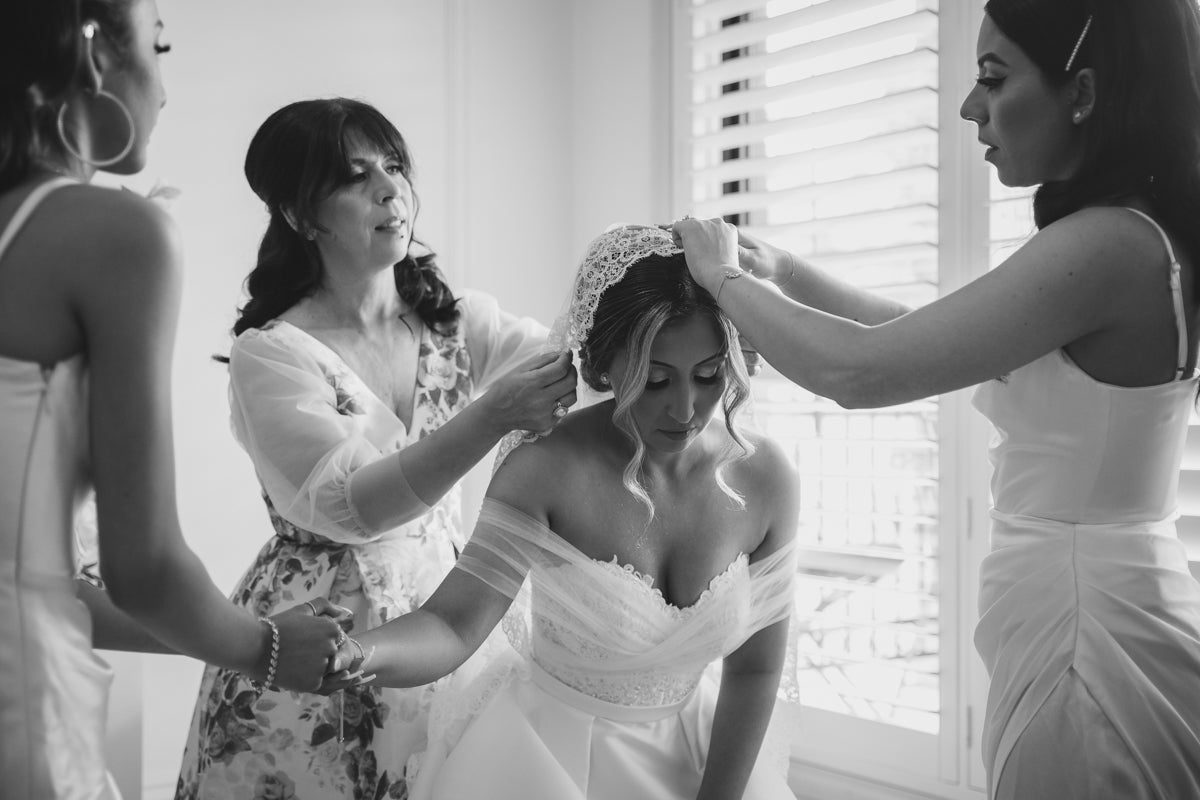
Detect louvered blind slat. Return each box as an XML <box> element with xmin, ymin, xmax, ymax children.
<box><xmin>685</xmin><ymin>0</ymin><xmax>942</xmax><ymax>735</ymax></box>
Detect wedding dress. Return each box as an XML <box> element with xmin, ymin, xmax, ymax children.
<box><xmin>407</xmin><ymin>499</ymin><xmax>797</xmax><ymax>800</ymax></box>
<box><xmin>972</xmin><ymin>208</ymin><xmax>1200</xmax><ymax>799</ymax></box>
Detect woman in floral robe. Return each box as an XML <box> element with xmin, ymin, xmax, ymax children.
<box><xmin>175</xmin><ymin>99</ymin><xmax>573</xmax><ymax>800</ymax></box>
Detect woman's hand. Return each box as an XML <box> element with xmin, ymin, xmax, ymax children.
<box><xmin>736</xmin><ymin>228</ymin><xmax>794</xmax><ymax>286</ymax></box>
<box><xmin>267</xmin><ymin>598</ymin><xmax>349</xmax><ymax>692</ymax></box>
<box><xmin>670</xmin><ymin>217</ymin><xmax>741</xmax><ymax>295</ymax></box>
<box><xmin>481</xmin><ymin>350</ymin><xmax>578</xmax><ymax>435</ymax></box>
<box><xmin>316</xmin><ymin>634</ymin><xmax>376</xmax><ymax>695</ymax></box>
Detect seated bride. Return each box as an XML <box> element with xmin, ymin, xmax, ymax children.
<box><xmin>324</xmin><ymin>224</ymin><xmax>800</xmax><ymax>799</ymax></box>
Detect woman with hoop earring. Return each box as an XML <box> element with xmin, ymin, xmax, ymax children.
<box><xmin>0</xmin><ymin>3</ymin><xmax>345</xmax><ymax>798</ymax></box>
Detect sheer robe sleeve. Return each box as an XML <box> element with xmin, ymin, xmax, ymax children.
<box><xmin>459</xmin><ymin>290</ymin><xmax>550</xmax><ymax>391</ymax></box>
<box><xmin>228</xmin><ymin>326</ymin><xmax>428</xmax><ymax>543</ymax></box>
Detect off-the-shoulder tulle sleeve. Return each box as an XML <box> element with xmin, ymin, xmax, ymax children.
<box><xmin>454</xmin><ymin>499</ymin><xmax>798</xmax><ymax>672</ymax></box>
<box><xmin>459</xmin><ymin>291</ymin><xmax>550</xmax><ymax>390</ymax></box>
<box><xmin>228</xmin><ymin>326</ymin><xmax>428</xmax><ymax>543</ymax></box>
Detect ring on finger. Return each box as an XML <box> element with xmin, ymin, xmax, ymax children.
<box><xmin>335</xmin><ymin>629</ymin><xmax>347</xmax><ymax>648</ymax></box>
<box><xmin>304</xmin><ymin>600</ymin><xmax>319</xmax><ymax>616</ymax></box>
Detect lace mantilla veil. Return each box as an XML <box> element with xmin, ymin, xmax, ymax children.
<box><xmin>492</xmin><ymin>224</ymin><xmax>683</xmax><ymax>470</ymax></box>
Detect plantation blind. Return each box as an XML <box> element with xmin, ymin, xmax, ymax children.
<box><xmin>683</xmin><ymin>0</ymin><xmax>942</xmax><ymax>734</ymax></box>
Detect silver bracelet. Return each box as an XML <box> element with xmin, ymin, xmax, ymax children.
<box><xmin>253</xmin><ymin>617</ymin><xmax>280</xmax><ymax>697</ymax></box>
<box><xmin>714</xmin><ymin>266</ymin><xmax>745</xmax><ymax>304</ymax></box>
<box><xmin>348</xmin><ymin>635</ymin><xmax>366</xmax><ymax>665</ymax></box>
<box><xmin>775</xmin><ymin>251</ymin><xmax>798</xmax><ymax>290</ymax></box>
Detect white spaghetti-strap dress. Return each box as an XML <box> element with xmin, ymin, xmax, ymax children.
<box><xmin>972</xmin><ymin>208</ymin><xmax>1200</xmax><ymax>799</ymax></box>
<box><xmin>0</xmin><ymin>178</ymin><xmax>121</xmax><ymax>800</ymax></box>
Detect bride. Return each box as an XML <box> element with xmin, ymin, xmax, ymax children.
<box><xmin>323</xmin><ymin>224</ymin><xmax>799</xmax><ymax>799</ymax></box>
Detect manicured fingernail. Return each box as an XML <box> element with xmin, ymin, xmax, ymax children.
<box><xmin>357</xmin><ymin>674</ymin><xmax>377</xmax><ymax>685</ymax></box>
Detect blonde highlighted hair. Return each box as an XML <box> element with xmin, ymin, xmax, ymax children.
<box><xmin>579</xmin><ymin>251</ymin><xmax>755</xmax><ymax>521</ymax></box>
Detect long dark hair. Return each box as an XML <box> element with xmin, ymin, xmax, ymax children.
<box><xmin>231</xmin><ymin>98</ymin><xmax>460</xmax><ymax>338</ymax></box>
<box><xmin>0</xmin><ymin>0</ymin><xmax>136</xmax><ymax>190</ymax></box>
<box><xmin>985</xmin><ymin>0</ymin><xmax>1200</xmax><ymax>292</ymax></box>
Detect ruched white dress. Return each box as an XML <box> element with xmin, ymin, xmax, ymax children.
<box><xmin>407</xmin><ymin>499</ymin><xmax>797</xmax><ymax>800</ymax></box>
<box><xmin>972</xmin><ymin>209</ymin><xmax>1200</xmax><ymax>799</ymax></box>
<box><xmin>0</xmin><ymin>178</ymin><xmax>121</xmax><ymax>800</ymax></box>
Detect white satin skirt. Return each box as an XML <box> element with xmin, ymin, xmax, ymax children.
<box><xmin>409</xmin><ymin>653</ymin><xmax>793</xmax><ymax>800</ymax></box>
<box><xmin>975</xmin><ymin>511</ymin><xmax>1200</xmax><ymax>800</ymax></box>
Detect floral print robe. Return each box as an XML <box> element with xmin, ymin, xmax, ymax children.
<box><xmin>175</xmin><ymin>291</ymin><xmax>546</xmax><ymax>800</ymax></box>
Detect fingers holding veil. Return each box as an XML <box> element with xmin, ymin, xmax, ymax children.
<box><xmin>669</xmin><ymin>217</ymin><xmax>741</xmax><ymax>295</ymax></box>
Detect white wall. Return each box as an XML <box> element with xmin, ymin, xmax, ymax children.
<box><xmin>114</xmin><ymin>1</ymin><xmax>669</xmax><ymax>796</ymax></box>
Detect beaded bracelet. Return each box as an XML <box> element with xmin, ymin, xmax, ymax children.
<box><xmin>253</xmin><ymin>617</ymin><xmax>280</xmax><ymax>697</ymax></box>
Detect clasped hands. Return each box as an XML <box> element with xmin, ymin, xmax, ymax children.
<box><xmin>264</xmin><ymin>597</ymin><xmax>375</xmax><ymax>694</ymax></box>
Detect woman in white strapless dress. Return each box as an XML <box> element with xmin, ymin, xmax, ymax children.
<box><xmin>672</xmin><ymin>1</ymin><xmax>1200</xmax><ymax>797</ymax></box>
<box><xmin>0</xmin><ymin>3</ymin><xmax>342</xmax><ymax>798</ymax></box>
<box><xmin>322</xmin><ymin>226</ymin><xmax>800</xmax><ymax>800</ymax></box>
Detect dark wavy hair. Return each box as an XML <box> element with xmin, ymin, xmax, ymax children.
<box><xmin>229</xmin><ymin>98</ymin><xmax>460</xmax><ymax>338</ymax></box>
<box><xmin>0</xmin><ymin>0</ymin><xmax>136</xmax><ymax>190</ymax></box>
<box><xmin>579</xmin><ymin>251</ymin><xmax>754</xmax><ymax>518</ymax></box>
<box><xmin>985</xmin><ymin>0</ymin><xmax>1200</xmax><ymax>290</ymax></box>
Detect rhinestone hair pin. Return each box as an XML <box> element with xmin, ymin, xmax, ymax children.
<box><xmin>1064</xmin><ymin>14</ymin><xmax>1093</xmax><ymax>72</ymax></box>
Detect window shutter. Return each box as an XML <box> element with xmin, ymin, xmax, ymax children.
<box><xmin>684</xmin><ymin>0</ymin><xmax>942</xmax><ymax>734</ymax></box>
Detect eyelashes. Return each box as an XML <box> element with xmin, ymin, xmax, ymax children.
<box><xmin>644</xmin><ymin>371</ymin><xmax>725</xmax><ymax>391</ymax></box>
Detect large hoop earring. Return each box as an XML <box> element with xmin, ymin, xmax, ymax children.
<box><xmin>56</xmin><ymin>89</ymin><xmax>135</xmax><ymax>168</ymax></box>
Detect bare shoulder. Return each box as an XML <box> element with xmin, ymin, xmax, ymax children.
<box><xmin>724</xmin><ymin>427</ymin><xmax>799</xmax><ymax>555</ymax></box>
<box><xmin>68</xmin><ymin>185</ymin><xmax>180</xmax><ymax>261</ymax></box>
<box><xmin>1020</xmin><ymin>205</ymin><xmax>1173</xmax><ymax>285</ymax></box>
<box><xmin>732</xmin><ymin>427</ymin><xmax>798</xmax><ymax>496</ymax></box>
<box><xmin>51</xmin><ymin>187</ymin><xmax>180</xmax><ymax>309</ymax></box>
<box><xmin>486</xmin><ymin>407</ymin><xmax>606</xmax><ymax>518</ymax></box>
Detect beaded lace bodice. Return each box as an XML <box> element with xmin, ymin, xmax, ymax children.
<box><xmin>529</xmin><ymin>554</ymin><xmax>751</xmax><ymax>707</ymax></box>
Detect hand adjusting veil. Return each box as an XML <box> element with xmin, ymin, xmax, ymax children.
<box><xmin>493</xmin><ymin>224</ymin><xmax>684</xmax><ymax>467</ymax></box>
